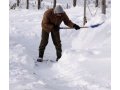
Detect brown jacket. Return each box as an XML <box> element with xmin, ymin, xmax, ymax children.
<box><xmin>41</xmin><ymin>9</ymin><xmax>74</xmax><ymax>33</ymax></box>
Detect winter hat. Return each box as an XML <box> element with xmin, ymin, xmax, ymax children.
<box><xmin>54</xmin><ymin>5</ymin><xmax>64</xmax><ymax>14</ymax></box>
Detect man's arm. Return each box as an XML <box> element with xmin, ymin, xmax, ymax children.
<box><xmin>62</xmin><ymin>12</ymin><xmax>74</xmax><ymax>28</ymax></box>
<box><xmin>63</xmin><ymin>12</ymin><xmax>80</xmax><ymax>30</ymax></box>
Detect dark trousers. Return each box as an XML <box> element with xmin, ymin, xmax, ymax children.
<box><xmin>39</xmin><ymin>29</ymin><xmax>62</xmax><ymax>59</ymax></box>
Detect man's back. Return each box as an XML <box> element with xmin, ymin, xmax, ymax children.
<box><xmin>41</xmin><ymin>8</ymin><xmax>74</xmax><ymax>32</ymax></box>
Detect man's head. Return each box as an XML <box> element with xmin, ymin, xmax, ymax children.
<box><xmin>54</xmin><ymin>5</ymin><xmax>64</xmax><ymax>16</ymax></box>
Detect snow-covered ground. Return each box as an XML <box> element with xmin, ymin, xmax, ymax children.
<box><xmin>9</xmin><ymin>6</ymin><xmax>111</xmax><ymax>90</ymax></box>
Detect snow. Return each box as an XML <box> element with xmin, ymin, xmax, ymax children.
<box><xmin>9</xmin><ymin>6</ymin><xmax>111</xmax><ymax>90</ymax></box>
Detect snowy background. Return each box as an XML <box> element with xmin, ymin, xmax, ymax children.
<box><xmin>9</xmin><ymin>0</ymin><xmax>111</xmax><ymax>90</ymax></box>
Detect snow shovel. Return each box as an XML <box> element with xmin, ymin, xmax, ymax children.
<box><xmin>60</xmin><ymin>22</ymin><xmax>104</xmax><ymax>29</ymax></box>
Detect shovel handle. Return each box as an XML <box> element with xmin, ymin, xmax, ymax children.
<box><xmin>60</xmin><ymin>26</ymin><xmax>88</xmax><ymax>29</ymax></box>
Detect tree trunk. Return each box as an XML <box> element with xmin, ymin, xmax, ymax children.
<box><xmin>83</xmin><ymin>0</ymin><xmax>87</xmax><ymax>25</ymax></box>
<box><xmin>53</xmin><ymin>0</ymin><xmax>56</xmax><ymax>8</ymax></box>
<box><xmin>26</xmin><ymin>0</ymin><xmax>29</xmax><ymax>9</ymax></box>
<box><xmin>102</xmin><ymin>0</ymin><xmax>106</xmax><ymax>14</ymax></box>
<box><xmin>38</xmin><ymin>0</ymin><xmax>41</xmax><ymax>9</ymax></box>
<box><xmin>95</xmin><ymin>0</ymin><xmax>99</xmax><ymax>7</ymax></box>
<box><xmin>73</xmin><ymin>0</ymin><xmax>77</xmax><ymax>7</ymax></box>
<box><xmin>17</xmin><ymin>0</ymin><xmax>20</xmax><ymax>7</ymax></box>
<box><xmin>66</xmin><ymin>3</ymin><xmax>69</xmax><ymax>9</ymax></box>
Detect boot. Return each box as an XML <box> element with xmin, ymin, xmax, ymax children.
<box><xmin>37</xmin><ymin>57</ymin><xmax>43</xmax><ymax>62</ymax></box>
<box><xmin>56</xmin><ymin>52</ymin><xmax>61</xmax><ymax>61</ymax></box>
<box><xmin>56</xmin><ymin>57</ymin><xmax>60</xmax><ymax>61</ymax></box>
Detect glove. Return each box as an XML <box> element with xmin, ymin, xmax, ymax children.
<box><xmin>54</xmin><ymin>25</ymin><xmax>60</xmax><ymax>30</ymax></box>
<box><xmin>73</xmin><ymin>24</ymin><xmax>80</xmax><ymax>30</ymax></box>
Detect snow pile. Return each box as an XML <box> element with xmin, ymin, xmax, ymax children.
<box><xmin>52</xmin><ymin>15</ymin><xmax>111</xmax><ymax>90</ymax></box>
<box><xmin>9</xmin><ymin>6</ymin><xmax>111</xmax><ymax>90</ymax></box>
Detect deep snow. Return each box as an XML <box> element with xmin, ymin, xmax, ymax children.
<box><xmin>9</xmin><ymin>6</ymin><xmax>111</xmax><ymax>90</ymax></box>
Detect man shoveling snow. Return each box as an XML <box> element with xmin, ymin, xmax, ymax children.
<box><xmin>37</xmin><ymin>5</ymin><xmax>80</xmax><ymax>62</ymax></box>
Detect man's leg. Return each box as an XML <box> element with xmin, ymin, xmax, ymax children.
<box><xmin>51</xmin><ymin>30</ymin><xmax>62</xmax><ymax>61</ymax></box>
<box><xmin>38</xmin><ymin>30</ymin><xmax>49</xmax><ymax>61</ymax></box>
